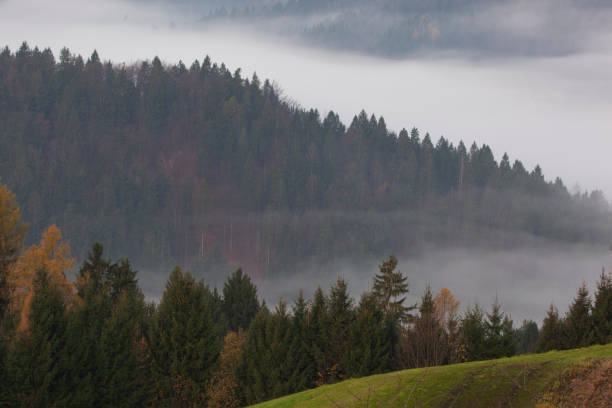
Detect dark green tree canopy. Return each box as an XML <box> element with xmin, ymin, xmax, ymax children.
<box><xmin>222</xmin><ymin>268</ymin><xmax>259</xmax><ymax>332</ymax></box>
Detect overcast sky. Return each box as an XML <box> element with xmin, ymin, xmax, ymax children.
<box><xmin>2</xmin><ymin>0</ymin><xmax>612</xmax><ymax>320</ymax></box>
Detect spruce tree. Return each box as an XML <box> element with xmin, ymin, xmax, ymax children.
<box><xmin>97</xmin><ymin>293</ymin><xmax>150</xmax><ymax>407</ymax></box>
<box><xmin>459</xmin><ymin>304</ymin><xmax>486</xmax><ymax>361</ymax></box>
<box><xmin>18</xmin><ymin>269</ymin><xmax>69</xmax><ymax>406</ymax></box>
<box><xmin>309</xmin><ymin>286</ymin><xmax>331</xmax><ymax>385</ymax></box>
<box><xmin>238</xmin><ymin>308</ymin><xmax>270</xmax><ymax>405</ymax></box>
<box><xmin>286</xmin><ymin>292</ymin><xmax>315</xmax><ymax>393</ymax></box>
<box><xmin>563</xmin><ymin>282</ymin><xmax>593</xmax><ymax>348</ymax></box>
<box><xmin>514</xmin><ymin>320</ymin><xmax>539</xmax><ymax>354</ymax></box>
<box><xmin>592</xmin><ymin>270</ymin><xmax>612</xmax><ymax>344</ymax></box>
<box><xmin>327</xmin><ymin>278</ymin><xmax>354</xmax><ymax>379</ymax></box>
<box><xmin>148</xmin><ymin>267</ymin><xmax>220</xmax><ymax>406</ymax></box>
<box><xmin>536</xmin><ymin>304</ymin><xmax>564</xmax><ymax>352</ymax></box>
<box><xmin>484</xmin><ymin>299</ymin><xmax>515</xmax><ymax>358</ymax></box>
<box><xmin>222</xmin><ymin>268</ymin><xmax>259</xmax><ymax>332</ymax></box>
<box><xmin>373</xmin><ymin>255</ymin><xmax>414</xmax><ymax>325</ymax></box>
<box><xmin>344</xmin><ymin>293</ymin><xmax>393</xmax><ymax>377</ymax></box>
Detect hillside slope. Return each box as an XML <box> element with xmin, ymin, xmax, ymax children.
<box><xmin>1</xmin><ymin>44</ymin><xmax>611</xmax><ymax>280</ymax></box>
<box><xmin>251</xmin><ymin>344</ymin><xmax>612</xmax><ymax>408</ymax></box>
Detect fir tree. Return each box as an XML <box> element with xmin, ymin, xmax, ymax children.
<box><xmin>536</xmin><ymin>304</ymin><xmax>564</xmax><ymax>352</ymax></box>
<box><xmin>563</xmin><ymin>282</ymin><xmax>593</xmax><ymax>348</ymax></box>
<box><xmin>309</xmin><ymin>286</ymin><xmax>332</xmax><ymax>385</ymax></box>
<box><xmin>18</xmin><ymin>268</ymin><xmax>69</xmax><ymax>406</ymax></box>
<box><xmin>514</xmin><ymin>320</ymin><xmax>539</xmax><ymax>354</ymax></box>
<box><xmin>148</xmin><ymin>267</ymin><xmax>220</xmax><ymax>406</ymax></box>
<box><xmin>592</xmin><ymin>270</ymin><xmax>612</xmax><ymax>344</ymax></box>
<box><xmin>286</xmin><ymin>292</ymin><xmax>315</xmax><ymax>393</ymax></box>
<box><xmin>344</xmin><ymin>293</ymin><xmax>393</xmax><ymax>377</ymax></box>
<box><xmin>459</xmin><ymin>304</ymin><xmax>486</xmax><ymax>361</ymax></box>
<box><xmin>373</xmin><ymin>255</ymin><xmax>414</xmax><ymax>325</ymax></box>
<box><xmin>484</xmin><ymin>298</ymin><xmax>516</xmax><ymax>358</ymax></box>
<box><xmin>222</xmin><ymin>268</ymin><xmax>259</xmax><ymax>333</ymax></box>
<box><xmin>327</xmin><ymin>278</ymin><xmax>354</xmax><ymax>379</ymax></box>
<box><xmin>237</xmin><ymin>308</ymin><xmax>270</xmax><ymax>405</ymax></box>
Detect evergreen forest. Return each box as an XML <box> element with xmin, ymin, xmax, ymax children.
<box><xmin>0</xmin><ymin>180</ymin><xmax>611</xmax><ymax>406</ymax></box>
<box><xmin>1</xmin><ymin>43</ymin><xmax>611</xmax><ymax>282</ymax></box>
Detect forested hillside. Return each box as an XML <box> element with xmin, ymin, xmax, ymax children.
<box><xmin>202</xmin><ymin>0</ymin><xmax>612</xmax><ymax>57</ymax></box>
<box><xmin>0</xmin><ymin>43</ymin><xmax>610</xmax><ymax>279</ymax></box>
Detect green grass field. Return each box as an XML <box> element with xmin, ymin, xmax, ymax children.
<box><xmin>251</xmin><ymin>344</ymin><xmax>612</xmax><ymax>408</ymax></box>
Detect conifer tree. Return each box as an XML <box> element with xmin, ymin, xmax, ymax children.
<box><xmin>17</xmin><ymin>269</ymin><xmax>69</xmax><ymax>406</ymax></box>
<box><xmin>344</xmin><ymin>293</ymin><xmax>393</xmax><ymax>377</ymax></box>
<box><xmin>563</xmin><ymin>282</ymin><xmax>593</xmax><ymax>348</ymax></box>
<box><xmin>484</xmin><ymin>298</ymin><xmax>515</xmax><ymax>358</ymax></box>
<box><xmin>592</xmin><ymin>270</ymin><xmax>612</xmax><ymax>344</ymax></box>
<box><xmin>309</xmin><ymin>286</ymin><xmax>331</xmax><ymax>385</ymax></box>
<box><xmin>459</xmin><ymin>304</ymin><xmax>486</xmax><ymax>361</ymax></box>
<box><xmin>286</xmin><ymin>292</ymin><xmax>315</xmax><ymax>392</ymax></box>
<box><xmin>373</xmin><ymin>255</ymin><xmax>414</xmax><ymax>325</ymax></box>
<box><xmin>267</xmin><ymin>300</ymin><xmax>292</xmax><ymax>398</ymax></box>
<box><xmin>327</xmin><ymin>278</ymin><xmax>354</xmax><ymax>379</ymax></box>
<box><xmin>514</xmin><ymin>320</ymin><xmax>539</xmax><ymax>354</ymax></box>
<box><xmin>97</xmin><ymin>293</ymin><xmax>149</xmax><ymax>407</ymax></box>
<box><xmin>536</xmin><ymin>304</ymin><xmax>564</xmax><ymax>352</ymax></box>
<box><xmin>222</xmin><ymin>268</ymin><xmax>259</xmax><ymax>332</ymax></box>
<box><xmin>238</xmin><ymin>308</ymin><xmax>270</xmax><ymax>405</ymax></box>
<box><xmin>148</xmin><ymin>267</ymin><xmax>220</xmax><ymax>406</ymax></box>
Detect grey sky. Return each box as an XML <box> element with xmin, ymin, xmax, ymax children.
<box><xmin>2</xmin><ymin>0</ymin><xmax>612</xmax><ymax>320</ymax></box>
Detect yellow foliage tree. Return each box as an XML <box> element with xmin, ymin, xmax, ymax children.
<box><xmin>206</xmin><ymin>330</ymin><xmax>246</xmax><ymax>408</ymax></box>
<box><xmin>433</xmin><ymin>287</ymin><xmax>460</xmax><ymax>331</ymax></box>
<box><xmin>8</xmin><ymin>225</ymin><xmax>75</xmax><ymax>333</ymax></box>
<box><xmin>0</xmin><ymin>181</ymin><xmax>28</xmax><ymax>319</ymax></box>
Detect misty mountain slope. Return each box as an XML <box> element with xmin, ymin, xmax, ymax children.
<box><xmin>199</xmin><ymin>0</ymin><xmax>612</xmax><ymax>58</ymax></box>
<box><xmin>0</xmin><ymin>43</ymin><xmax>611</xmax><ymax>281</ymax></box>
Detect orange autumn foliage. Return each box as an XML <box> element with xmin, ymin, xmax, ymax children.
<box><xmin>206</xmin><ymin>330</ymin><xmax>246</xmax><ymax>408</ymax></box>
<box><xmin>433</xmin><ymin>287</ymin><xmax>460</xmax><ymax>330</ymax></box>
<box><xmin>8</xmin><ymin>225</ymin><xmax>75</xmax><ymax>333</ymax></box>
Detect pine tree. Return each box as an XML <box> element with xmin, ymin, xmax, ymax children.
<box><xmin>373</xmin><ymin>255</ymin><xmax>414</xmax><ymax>325</ymax></box>
<box><xmin>222</xmin><ymin>268</ymin><xmax>259</xmax><ymax>332</ymax></box>
<box><xmin>563</xmin><ymin>282</ymin><xmax>593</xmax><ymax>348</ymax></box>
<box><xmin>536</xmin><ymin>304</ymin><xmax>564</xmax><ymax>352</ymax></box>
<box><xmin>592</xmin><ymin>270</ymin><xmax>612</xmax><ymax>344</ymax></box>
<box><xmin>148</xmin><ymin>267</ymin><xmax>220</xmax><ymax>406</ymax></box>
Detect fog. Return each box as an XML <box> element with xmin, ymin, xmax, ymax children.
<box><xmin>2</xmin><ymin>0</ymin><xmax>612</xmax><ymax>322</ymax></box>
<box><xmin>144</xmin><ymin>243</ymin><xmax>611</xmax><ymax>325</ymax></box>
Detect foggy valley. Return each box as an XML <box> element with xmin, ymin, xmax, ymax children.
<box><xmin>1</xmin><ymin>1</ymin><xmax>611</xmax><ymax>406</ymax></box>
<box><xmin>2</xmin><ymin>0</ymin><xmax>612</xmax><ymax>324</ymax></box>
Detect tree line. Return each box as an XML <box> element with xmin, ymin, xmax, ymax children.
<box><xmin>2</xmin><ymin>182</ymin><xmax>611</xmax><ymax>406</ymax></box>
<box><xmin>1</xmin><ymin>43</ymin><xmax>610</xmax><ymax>280</ymax></box>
